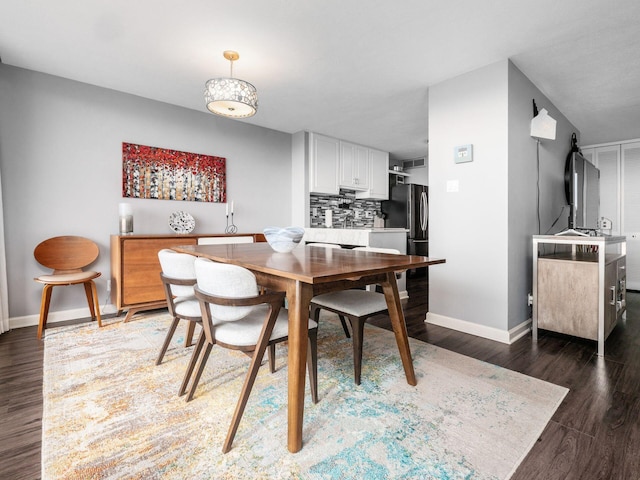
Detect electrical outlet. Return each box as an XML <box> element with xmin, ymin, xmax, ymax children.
<box><xmin>106</xmin><ymin>279</ymin><xmax>111</xmax><ymax>293</ymax></box>
<box><xmin>527</xmin><ymin>293</ymin><xmax>533</xmax><ymax>306</ymax></box>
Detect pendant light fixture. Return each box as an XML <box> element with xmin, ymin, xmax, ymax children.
<box><xmin>204</xmin><ymin>50</ymin><xmax>258</xmax><ymax>118</ymax></box>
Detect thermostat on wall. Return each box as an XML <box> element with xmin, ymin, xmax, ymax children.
<box><xmin>454</xmin><ymin>144</ymin><xmax>473</xmax><ymax>163</ymax></box>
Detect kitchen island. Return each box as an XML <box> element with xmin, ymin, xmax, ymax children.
<box><xmin>303</xmin><ymin>228</ymin><xmax>409</xmax><ymax>296</ymax></box>
<box><xmin>303</xmin><ymin>227</ymin><xmax>408</xmax><ymax>249</ymax></box>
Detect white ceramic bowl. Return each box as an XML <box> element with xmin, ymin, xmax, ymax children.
<box><xmin>263</xmin><ymin>226</ymin><xmax>305</xmax><ymax>253</ymax></box>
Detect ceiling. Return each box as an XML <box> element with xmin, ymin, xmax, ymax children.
<box><xmin>2</xmin><ymin>0</ymin><xmax>639</xmax><ymax>161</ymax></box>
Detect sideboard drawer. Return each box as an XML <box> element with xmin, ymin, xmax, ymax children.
<box><xmin>121</xmin><ymin>237</ymin><xmax>198</xmax><ymax>305</ymax></box>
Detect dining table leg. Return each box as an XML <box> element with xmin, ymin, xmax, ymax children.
<box><xmin>381</xmin><ymin>271</ymin><xmax>417</xmax><ymax>386</ymax></box>
<box><xmin>286</xmin><ymin>280</ymin><xmax>313</xmax><ymax>453</ymax></box>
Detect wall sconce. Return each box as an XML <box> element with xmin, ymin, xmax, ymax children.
<box><xmin>530</xmin><ymin>99</ymin><xmax>557</xmax><ymax>140</ymax></box>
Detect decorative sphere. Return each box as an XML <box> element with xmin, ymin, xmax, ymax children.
<box><xmin>263</xmin><ymin>226</ymin><xmax>305</xmax><ymax>253</ymax></box>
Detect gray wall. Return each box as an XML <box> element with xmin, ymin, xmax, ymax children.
<box><xmin>428</xmin><ymin>59</ymin><xmax>578</xmax><ymax>336</ymax></box>
<box><xmin>429</xmin><ymin>60</ymin><xmax>509</xmax><ymax>331</ymax></box>
<box><xmin>507</xmin><ymin>61</ymin><xmax>577</xmax><ymax>330</ymax></box>
<box><xmin>0</xmin><ymin>64</ymin><xmax>292</xmax><ymax>320</ymax></box>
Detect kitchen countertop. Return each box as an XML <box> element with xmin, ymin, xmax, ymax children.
<box><xmin>302</xmin><ymin>227</ymin><xmax>410</xmax><ymax>294</ymax></box>
<box><xmin>303</xmin><ymin>227</ymin><xmax>408</xmax><ymax>247</ymax></box>
<box><xmin>305</xmin><ymin>227</ymin><xmax>409</xmax><ymax>233</ymax></box>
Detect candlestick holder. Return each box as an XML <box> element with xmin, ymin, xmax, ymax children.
<box><xmin>225</xmin><ymin>213</ymin><xmax>238</xmax><ymax>233</ymax></box>
<box><xmin>118</xmin><ymin>203</ymin><xmax>133</xmax><ymax>234</ymax></box>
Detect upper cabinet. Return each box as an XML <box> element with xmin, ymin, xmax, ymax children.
<box><xmin>339</xmin><ymin>141</ymin><xmax>370</xmax><ymax>191</ymax></box>
<box><xmin>361</xmin><ymin>148</ymin><xmax>389</xmax><ymax>200</ymax></box>
<box><xmin>364</xmin><ymin>148</ymin><xmax>389</xmax><ymax>200</ymax></box>
<box><xmin>309</xmin><ymin>133</ymin><xmax>340</xmax><ymax>195</ymax></box>
<box><xmin>308</xmin><ymin>132</ymin><xmax>389</xmax><ymax>199</ymax></box>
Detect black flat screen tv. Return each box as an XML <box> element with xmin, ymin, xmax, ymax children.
<box><xmin>565</xmin><ymin>152</ymin><xmax>600</xmax><ymax>230</ymax></box>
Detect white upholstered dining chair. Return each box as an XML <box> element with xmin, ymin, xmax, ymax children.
<box><xmin>156</xmin><ymin>249</ymin><xmax>201</xmax><ymax>365</ymax></box>
<box><xmin>310</xmin><ymin>246</ymin><xmax>401</xmax><ymax>385</ymax></box>
<box><xmin>183</xmin><ymin>257</ymin><xmax>319</xmax><ymax>453</ymax></box>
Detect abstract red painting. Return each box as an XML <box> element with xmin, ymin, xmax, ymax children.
<box><xmin>122</xmin><ymin>142</ymin><xmax>226</xmax><ymax>202</ymax></box>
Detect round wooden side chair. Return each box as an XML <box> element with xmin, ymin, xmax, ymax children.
<box><xmin>33</xmin><ymin>236</ymin><xmax>102</xmax><ymax>339</ymax></box>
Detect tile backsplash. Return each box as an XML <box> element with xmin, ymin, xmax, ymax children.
<box><xmin>310</xmin><ymin>190</ymin><xmax>382</xmax><ymax>228</ymax></box>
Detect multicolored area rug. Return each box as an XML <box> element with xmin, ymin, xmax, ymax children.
<box><xmin>42</xmin><ymin>312</ymin><xmax>567</xmax><ymax>479</ymax></box>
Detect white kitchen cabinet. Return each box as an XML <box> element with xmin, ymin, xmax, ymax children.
<box><xmin>306</xmin><ymin>131</ymin><xmax>389</xmax><ymax>199</ymax></box>
<box><xmin>309</xmin><ymin>133</ymin><xmax>339</xmax><ymax>195</ymax></box>
<box><xmin>357</xmin><ymin>148</ymin><xmax>389</xmax><ymax>200</ymax></box>
<box><xmin>339</xmin><ymin>141</ymin><xmax>369</xmax><ymax>191</ymax></box>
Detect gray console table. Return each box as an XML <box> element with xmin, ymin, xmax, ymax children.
<box><xmin>532</xmin><ymin>235</ymin><xmax>626</xmax><ymax>356</ymax></box>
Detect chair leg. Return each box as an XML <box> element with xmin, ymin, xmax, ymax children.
<box><xmin>185</xmin><ymin>321</ymin><xmax>196</xmax><ymax>348</ymax></box>
<box><xmin>308</xmin><ymin>328</ymin><xmax>318</xmax><ymax>404</ymax></box>
<box><xmin>338</xmin><ymin>315</ymin><xmax>351</xmax><ymax>338</ymax></box>
<box><xmin>350</xmin><ymin>316</ymin><xmax>367</xmax><ymax>386</ymax></box>
<box><xmin>311</xmin><ymin>303</ymin><xmax>350</xmax><ymax>338</ymax></box>
<box><xmin>156</xmin><ymin>317</ymin><xmax>181</xmax><ymax>366</ymax></box>
<box><xmin>185</xmin><ymin>341</ymin><xmax>214</xmax><ymax>402</ymax></box>
<box><xmin>83</xmin><ymin>282</ymin><xmax>96</xmax><ymax>319</ymax></box>
<box><xmin>37</xmin><ymin>284</ymin><xmax>54</xmax><ymax>340</ymax></box>
<box><xmin>268</xmin><ymin>344</ymin><xmax>276</xmax><ymax>373</ymax></box>
<box><xmin>310</xmin><ymin>304</ymin><xmax>321</xmax><ymax>323</ymax></box>
<box><xmin>222</xmin><ymin>310</ymin><xmax>280</xmax><ymax>453</ymax></box>
<box><xmin>179</xmin><ymin>331</ymin><xmax>206</xmax><ymax>397</ymax></box>
<box><xmin>88</xmin><ymin>280</ymin><xmax>102</xmax><ymax>327</ymax></box>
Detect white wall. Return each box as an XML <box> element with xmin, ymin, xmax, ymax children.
<box><xmin>0</xmin><ymin>64</ymin><xmax>292</xmax><ymax>320</ymax></box>
<box><xmin>428</xmin><ymin>59</ymin><xmax>579</xmax><ymax>340</ymax></box>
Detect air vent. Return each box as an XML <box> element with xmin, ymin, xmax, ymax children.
<box><xmin>402</xmin><ymin>158</ymin><xmax>426</xmax><ymax>169</ymax></box>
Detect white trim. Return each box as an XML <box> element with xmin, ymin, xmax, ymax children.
<box><xmin>425</xmin><ymin>312</ymin><xmax>532</xmax><ymax>344</ymax></box>
<box><xmin>9</xmin><ymin>307</ymin><xmax>95</xmax><ymax>330</ymax></box>
<box><xmin>509</xmin><ymin>318</ymin><xmax>533</xmax><ymax>343</ymax></box>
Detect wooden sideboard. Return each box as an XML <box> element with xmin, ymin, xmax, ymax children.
<box><xmin>110</xmin><ymin>233</ymin><xmax>266</xmax><ymax>321</ymax></box>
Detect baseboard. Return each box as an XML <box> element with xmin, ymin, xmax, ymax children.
<box><xmin>9</xmin><ymin>305</ymin><xmax>119</xmax><ymax>330</ymax></box>
<box><xmin>11</xmin><ymin>295</ymin><xmax>413</xmax><ymax>331</ymax></box>
<box><xmin>509</xmin><ymin>318</ymin><xmax>533</xmax><ymax>343</ymax></box>
<box><xmin>425</xmin><ymin>312</ymin><xmax>532</xmax><ymax>345</ymax></box>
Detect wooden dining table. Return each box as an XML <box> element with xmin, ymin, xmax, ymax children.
<box><xmin>172</xmin><ymin>242</ymin><xmax>445</xmax><ymax>453</ymax></box>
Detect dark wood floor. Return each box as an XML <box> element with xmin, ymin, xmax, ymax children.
<box><xmin>2</xmin><ymin>277</ymin><xmax>639</xmax><ymax>479</ymax></box>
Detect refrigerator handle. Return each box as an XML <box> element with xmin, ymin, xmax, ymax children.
<box><xmin>407</xmin><ymin>192</ymin><xmax>412</xmax><ymax>235</ymax></box>
<box><xmin>420</xmin><ymin>191</ymin><xmax>428</xmax><ymax>232</ymax></box>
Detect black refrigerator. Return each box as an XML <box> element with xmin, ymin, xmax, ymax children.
<box><xmin>381</xmin><ymin>184</ymin><xmax>428</xmax><ymax>274</ymax></box>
